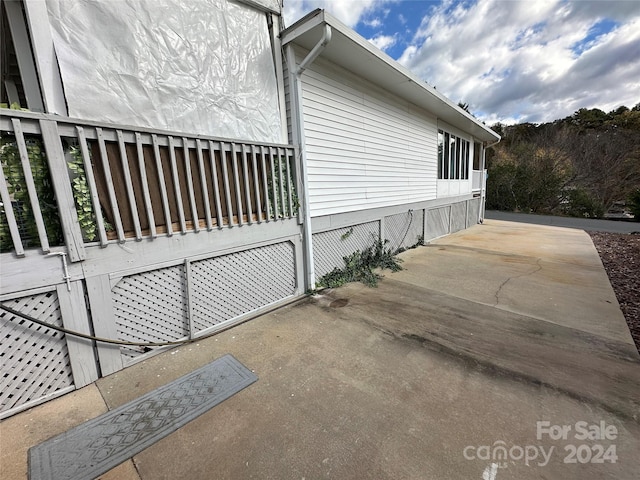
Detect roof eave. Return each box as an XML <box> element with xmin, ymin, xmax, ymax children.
<box><xmin>281</xmin><ymin>9</ymin><xmax>500</xmax><ymax>144</ymax></box>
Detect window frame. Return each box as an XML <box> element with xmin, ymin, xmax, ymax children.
<box><xmin>437</xmin><ymin>128</ymin><xmax>470</xmax><ymax>180</ymax></box>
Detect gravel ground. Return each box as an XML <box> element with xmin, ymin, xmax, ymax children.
<box><xmin>588</xmin><ymin>231</ymin><xmax>640</xmax><ymax>354</ymax></box>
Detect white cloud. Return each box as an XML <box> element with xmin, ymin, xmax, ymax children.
<box><xmin>398</xmin><ymin>0</ymin><xmax>640</xmax><ymax>124</ymax></box>
<box><xmin>283</xmin><ymin>0</ymin><xmax>640</xmax><ymax>124</ymax></box>
<box><xmin>283</xmin><ymin>0</ymin><xmax>394</xmax><ymax>28</ymax></box>
<box><xmin>368</xmin><ymin>33</ymin><xmax>397</xmax><ymax>52</ymax></box>
<box><xmin>364</xmin><ymin>18</ymin><xmax>383</xmax><ymax>28</ymax></box>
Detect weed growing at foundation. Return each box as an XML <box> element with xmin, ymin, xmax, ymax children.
<box><xmin>317</xmin><ymin>238</ymin><xmax>403</xmax><ymax>288</ymax></box>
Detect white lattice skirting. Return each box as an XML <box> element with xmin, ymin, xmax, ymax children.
<box><xmin>0</xmin><ymin>291</ymin><xmax>75</xmax><ymax>418</ymax></box>
<box><xmin>112</xmin><ymin>241</ymin><xmax>297</xmax><ymax>363</ymax></box>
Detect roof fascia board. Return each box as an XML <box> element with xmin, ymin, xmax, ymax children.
<box><xmin>281</xmin><ymin>9</ymin><xmax>326</xmax><ymax>45</ymax></box>
<box><xmin>281</xmin><ymin>9</ymin><xmax>500</xmax><ymax>143</ymax></box>
<box><xmin>307</xmin><ymin>11</ymin><xmax>455</xmax><ymax>107</ymax></box>
<box><xmin>321</xmin><ymin>11</ymin><xmax>498</xmax><ymax>142</ymax></box>
<box><xmin>437</xmin><ymin>119</ymin><xmax>473</xmax><ymax>140</ymax></box>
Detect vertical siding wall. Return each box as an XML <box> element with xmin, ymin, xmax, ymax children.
<box><xmin>298</xmin><ymin>54</ymin><xmax>438</xmax><ymax>217</ymax></box>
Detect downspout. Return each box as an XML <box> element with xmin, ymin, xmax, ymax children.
<box><xmin>289</xmin><ymin>24</ymin><xmax>332</xmax><ymax>291</ymax></box>
<box><xmin>298</xmin><ymin>25</ymin><xmax>332</xmax><ymax>74</ymax></box>
<box><xmin>480</xmin><ymin>138</ymin><xmax>500</xmax><ymax>222</ymax></box>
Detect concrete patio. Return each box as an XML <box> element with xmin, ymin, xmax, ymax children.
<box><xmin>2</xmin><ymin>220</ymin><xmax>639</xmax><ymax>479</ymax></box>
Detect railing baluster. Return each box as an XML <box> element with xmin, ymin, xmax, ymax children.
<box><xmin>116</xmin><ymin>130</ymin><xmax>141</xmax><ymax>240</ymax></box>
<box><xmin>11</xmin><ymin>119</ymin><xmax>50</xmax><ymax>252</ymax></box>
<box><xmin>277</xmin><ymin>147</ymin><xmax>285</xmax><ymax>220</ymax></box>
<box><xmin>285</xmin><ymin>148</ymin><xmax>293</xmax><ymax>218</ymax></box>
<box><xmin>152</xmin><ymin>134</ymin><xmax>172</xmax><ymax>236</ymax></box>
<box><xmin>0</xmin><ymin>161</ymin><xmax>25</xmax><ymax>256</ymax></box>
<box><xmin>196</xmin><ymin>139</ymin><xmax>212</xmax><ymax>231</ymax></box>
<box><xmin>135</xmin><ymin>132</ymin><xmax>156</xmax><ymax>239</ymax></box>
<box><xmin>76</xmin><ymin>126</ymin><xmax>108</xmax><ymax>246</ymax></box>
<box><xmin>182</xmin><ymin>138</ymin><xmax>199</xmax><ymax>232</ymax></box>
<box><xmin>269</xmin><ymin>147</ymin><xmax>277</xmax><ymax>219</ymax></box>
<box><xmin>1</xmin><ymin>111</ymin><xmax>300</xmax><ymax>248</ymax></box>
<box><xmin>168</xmin><ymin>136</ymin><xmax>186</xmax><ymax>233</ymax></box>
<box><xmin>241</xmin><ymin>144</ymin><xmax>252</xmax><ymax>224</ymax></box>
<box><xmin>260</xmin><ymin>146</ymin><xmax>271</xmax><ymax>221</ymax></box>
<box><xmin>96</xmin><ymin>127</ymin><xmax>125</xmax><ymax>242</ymax></box>
<box><xmin>231</xmin><ymin>142</ymin><xmax>243</xmax><ymax>226</ymax></box>
<box><xmin>251</xmin><ymin>145</ymin><xmax>262</xmax><ymax>223</ymax></box>
<box><xmin>208</xmin><ymin>140</ymin><xmax>223</xmax><ymax>228</ymax></box>
<box><xmin>219</xmin><ymin>142</ymin><xmax>234</xmax><ymax>226</ymax></box>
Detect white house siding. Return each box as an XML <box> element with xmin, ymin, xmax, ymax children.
<box><xmin>298</xmin><ymin>55</ymin><xmax>438</xmax><ymax>218</ymax></box>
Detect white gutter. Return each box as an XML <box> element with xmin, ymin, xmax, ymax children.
<box><xmin>288</xmin><ymin>24</ymin><xmax>332</xmax><ymax>291</ymax></box>
<box><xmin>282</xmin><ymin>10</ymin><xmax>499</xmax><ymax>144</ymax></box>
<box><xmin>298</xmin><ymin>25</ymin><xmax>332</xmax><ymax>74</ymax></box>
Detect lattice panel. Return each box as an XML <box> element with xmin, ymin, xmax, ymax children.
<box><xmin>0</xmin><ymin>291</ymin><xmax>74</xmax><ymax>417</ymax></box>
<box><xmin>112</xmin><ymin>265</ymin><xmax>188</xmax><ymax>362</ymax></box>
<box><xmin>426</xmin><ymin>207</ymin><xmax>450</xmax><ymax>241</ymax></box>
<box><xmin>385</xmin><ymin>211</ymin><xmax>424</xmax><ymax>252</ymax></box>
<box><xmin>190</xmin><ymin>242</ymin><xmax>296</xmax><ymax>332</ymax></box>
<box><xmin>313</xmin><ymin>221</ymin><xmax>380</xmax><ymax>280</ymax></box>
<box><xmin>451</xmin><ymin>201</ymin><xmax>467</xmax><ymax>233</ymax></box>
<box><xmin>467</xmin><ymin>198</ymin><xmax>481</xmax><ymax>227</ymax></box>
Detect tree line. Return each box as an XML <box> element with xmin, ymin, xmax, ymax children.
<box><xmin>486</xmin><ymin>104</ymin><xmax>640</xmax><ymax>220</ymax></box>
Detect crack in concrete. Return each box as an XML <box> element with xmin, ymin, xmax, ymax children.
<box><xmin>494</xmin><ymin>258</ymin><xmax>543</xmax><ymax>306</ymax></box>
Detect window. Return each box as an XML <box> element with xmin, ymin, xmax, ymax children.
<box><xmin>437</xmin><ymin>131</ymin><xmax>443</xmax><ymax>178</ymax></box>
<box><xmin>473</xmin><ymin>141</ymin><xmax>482</xmax><ymax>170</ymax></box>
<box><xmin>437</xmin><ymin>129</ymin><xmax>470</xmax><ymax>180</ymax></box>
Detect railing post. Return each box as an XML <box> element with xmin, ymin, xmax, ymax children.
<box><xmin>56</xmin><ymin>281</ymin><xmax>99</xmax><ymax>387</ymax></box>
<box><xmin>38</xmin><ymin>119</ymin><xmax>86</xmax><ymax>261</ymax></box>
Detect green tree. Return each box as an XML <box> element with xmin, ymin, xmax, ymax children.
<box><xmin>563</xmin><ymin>188</ymin><xmax>604</xmax><ymax>218</ymax></box>
<box><xmin>488</xmin><ymin>105</ymin><xmax>640</xmax><ymax>217</ymax></box>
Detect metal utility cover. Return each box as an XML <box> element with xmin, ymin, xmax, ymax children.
<box><xmin>29</xmin><ymin>354</ymin><xmax>257</xmax><ymax>480</ymax></box>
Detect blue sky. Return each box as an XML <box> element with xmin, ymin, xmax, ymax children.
<box><xmin>283</xmin><ymin>0</ymin><xmax>640</xmax><ymax>125</ymax></box>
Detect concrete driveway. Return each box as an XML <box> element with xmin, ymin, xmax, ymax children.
<box><xmin>2</xmin><ymin>220</ymin><xmax>639</xmax><ymax>479</ymax></box>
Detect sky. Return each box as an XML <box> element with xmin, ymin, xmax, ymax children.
<box><xmin>282</xmin><ymin>0</ymin><xmax>640</xmax><ymax>125</ymax></box>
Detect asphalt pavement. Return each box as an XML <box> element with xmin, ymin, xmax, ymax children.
<box><xmin>485</xmin><ymin>210</ymin><xmax>639</xmax><ymax>233</ymax></box>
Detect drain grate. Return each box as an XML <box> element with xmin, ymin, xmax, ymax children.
<box><xmin>29</xmin><ymin>354</ymin><xmax>257</xmax><ymax>480</ymax></box>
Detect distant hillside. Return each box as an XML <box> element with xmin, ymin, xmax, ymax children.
<box><xmin>486</xmin><ymin>105</ymin><xmax>640</xmax><ymax>219</ymax></box>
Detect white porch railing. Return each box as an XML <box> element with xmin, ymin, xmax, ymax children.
<box><xmin>0</xmin><ymin>109</ymin><xmax>299</xmax><ymax>261</ymax></box>
<box><xmin>472</xmin><ymin>169</ymin><xmax>485</xmax><ymax>192</ymax></box>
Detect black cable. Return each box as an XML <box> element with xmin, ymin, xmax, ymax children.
<box><xmin>396</xmin><ymin>209</ymin><xmax>414</xmax><ymax>251</ymax></box>
<box><xmin>0</xmin><ymin>303</ymin><xmax>200</xmax><ymax>347</ymax></box>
